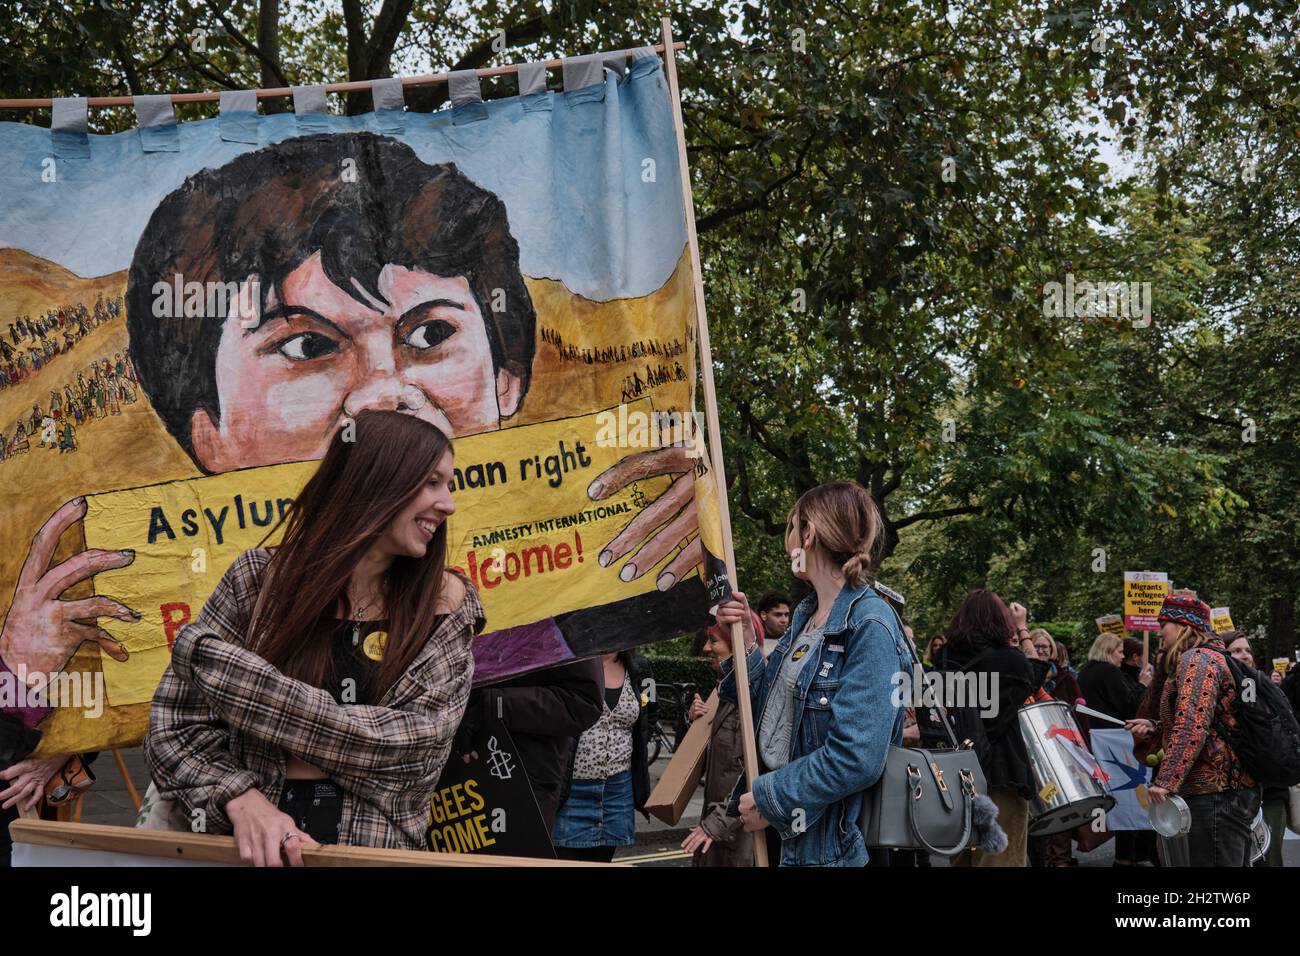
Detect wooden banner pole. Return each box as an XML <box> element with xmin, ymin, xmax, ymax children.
<box><xmin>0</xmin><ymin>42</ymin><xmax>684</xmax><ymax>110</ymax></box>
<box><xmin>660</xmin><ymin>15</ymin><xmax>768</xmax><ymax>868</ymax></box>
<box><xmin>112</xmin><ymin>748</ymin><xmax>142</xmax><ymax>811</ymax></box>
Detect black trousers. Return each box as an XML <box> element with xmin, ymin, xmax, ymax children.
<box><xmin>277</xmin><ymin>780</ymin><xmax>343</xmax><ymax>845</ymax></box>
<box><xmin>554</xmin><ymin>844</ymin><xmax>617</xmax><ymax>863</ymax></box>
<box><xmin>1182</xmin><ymin>787</ymin><xmax>1261</xmax><ymax>867</ymax></box>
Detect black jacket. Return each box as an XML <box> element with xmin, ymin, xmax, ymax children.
<box><xmin>628</xmin><ymin>654</ymin><xmax>652</xmax><ymax>815</ymax></box>
<box><xmin>937</xmin><ymin>640</ymin><xmax>1047</xmax><ymax>799</ymax></box>
<box><xmin>1079</xmin><ymin>660</ymin><xmax>1145</xmax><ymax>722</ymax></box>
<box><xmin>1282</xmin><ymin>667</ymin><xmax>1300</xmax><ymax>716</ymax></box>
<box><xmin>456</xmin><ymin>658</ymin><xmax>603</xmax><ymax>831</ymax></box>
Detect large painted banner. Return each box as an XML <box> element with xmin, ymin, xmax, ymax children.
<box><xmin>0</xmin><ymin>54</ymin><xmax>729</xmax><ymax>755</ymax></box>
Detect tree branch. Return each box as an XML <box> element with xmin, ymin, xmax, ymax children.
<box><xmin>735</xmin><ymin>455</ymin><xmax>783</xmax><ymax>536</ymax></box>
<box><xmin>450</xmin><ymin>17</ymin><xmax>550</xmax><ymax>72</ymax></box>
<box><xmin>737</xmin><ymin>399</ymin><xmax>791</xmax><ymax>466</ymax></box>
<box><xmin>205</xmin><ymin>0</ymin><xmax>291</xmax><ymax>88</ymax></box>
<box><xmin>893</xmin><ymin>503</ymin><xmax>981</xmax><ymax>530</ymax></box>
<box><xmin>341</xmin><ymin>0</ymin><xmax>368</xmax><ymax>80</ymax></box>
<box><xmin>696</xmin><ymin>135</ymin><xmax>816</xmax><ymax>233</ymax></box>
<box><xmin>257</xmin><ymin>0</ymin><xmax>288</xmax><ymax>110</ymax></box>
<box><xmin>365</xmin><ymin>0</ymin><xmax>417</xmax><ymax>77</ymax></box>
<box><xmin>111</xmin><ymin>38</ymin><xmax>143</xmax><ymax>95</ymax></box>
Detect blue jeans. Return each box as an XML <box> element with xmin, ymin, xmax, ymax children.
<box><xmin>552</xmin><ymin>770</ymin><xmax>635</xmax><ymax>849</ymax></box>
<box><xmin>1182</xmin><ymin>788</ymin><xmax>1261</xmax><ymax>867</ymax></box>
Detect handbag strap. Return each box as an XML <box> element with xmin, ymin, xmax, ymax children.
<box><xmin>879</xmin><ymin>598</ymin><xmax>963</xmax><ymax>751</ymax></box>
<box><xmin>904</xmin><ymin>762</ymin><xmax>975</xmax><ymax>857</ymax></box>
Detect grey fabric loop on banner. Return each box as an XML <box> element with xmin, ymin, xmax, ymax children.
<box><xmin>562</xmin><ymin>53</ymin><xmax>605</xmax><ymax>92</ymax></box>
<box><xmin>292</xmin><ymin>85</ymin><xmax>328</xmax><ymax>115</ymax></box>
<box><xmin>51</xmin><ymin>97</ymin><xmax>88</xmax><ymax>134</ymax></box>
<box><xmin>51</xmin><ymin>96</ymin><xmax>90</xmax><ymax>159</ymax></box>
<box><xmin>133</xmin><ymin>94</ymin><xmax>175</xmax><ymax>128</ymax></box>
<box><xmin>218</xmin><ymin>90</ymin><xmax>260</xmax><ymax>144</ymax></box>
<box><xmin>630</xmin><ymin>45</ymin><xmax>657</xmax><ymax>60</ymax></box>
<box><xmin>602</xmin><ymin>54</ymin><xmax>627</xmax><ymax>78</ymax></box>
<box><xmin>371</xmin><ymin>77</ymin><xmax>405</xmax><ymax>112</ymax></box>
<box><xmin>517</xmin><ymin>61</ymin><xmax>547</xmax><ymax>97</ymax></box>
<box><xmin>447</xmin><ymin>70</ymin><xmax>482</xmax><ymax>107</ymax></box>
<box><xmin>219</xmin><ymin>90</ymin><xmax>257</xmax><ymax>114</ymax></box>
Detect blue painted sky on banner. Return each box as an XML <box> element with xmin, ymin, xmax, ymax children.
<box><xmin>0</xmin><ymin>58</ymin><xmax>686</xmax><ymax>302</ymax></box>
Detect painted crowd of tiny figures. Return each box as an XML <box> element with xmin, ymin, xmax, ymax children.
<box><xmin>2</xmin><ymin>293</ymin><xmax>121</xmax><ymax>387</ymax></box>
<box><xmin>0</xmin><ymin>294</ymin><xmax>138</xmax><ymax>461</ymax></box>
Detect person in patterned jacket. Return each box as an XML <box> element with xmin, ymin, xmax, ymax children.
<box><xmin>1127</xmin><ymin>591</ymin><xmax>1259</xmax><ymax>866</ymax></box>
<box><xmin>145</xmin><ymin>411</ymin><xmax>483</xmax><ymax>865</ymax></box>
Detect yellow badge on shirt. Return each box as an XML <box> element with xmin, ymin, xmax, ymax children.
<box><xmin>363</xmin><ymin>630</ymin><xmax>388</xmax><ymax>662</ymax></box>
<box><xmin>791</xmin><ymin>643</ymin><xmax>810</xmax><ymax>662</ymax></box>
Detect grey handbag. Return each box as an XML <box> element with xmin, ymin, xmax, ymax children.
<box><xmin>857</xmin><ymin>606</ymin><xmax>988</xmax><ymax>857</ymax></box>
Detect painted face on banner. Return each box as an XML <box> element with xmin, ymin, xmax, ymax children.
<box><xmin>189</xmin><ymin>253</ymin><xmax>523</xmax><ymax>473</ymax></box>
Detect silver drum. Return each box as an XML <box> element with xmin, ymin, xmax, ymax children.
<box><xmin>1018</xmin><ymin>700</ymin><xmax>1116</xmax><ymax>836</ymax></box>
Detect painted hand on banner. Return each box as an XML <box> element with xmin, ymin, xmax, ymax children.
<box><xmin>587</xmin><ymin>444</ymin><xmax>702</xmax><ymax>591</ymax></box>
<box><xmin>0</xmin><ymin>497</ymin><xmax>136</xmax><ymax>680</ymax></box>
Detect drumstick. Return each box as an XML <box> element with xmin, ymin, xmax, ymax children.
<box><xmin>1075</xmin><ymin>703</ymin><xmax>1127</xmax><ymax>726</ymax></box>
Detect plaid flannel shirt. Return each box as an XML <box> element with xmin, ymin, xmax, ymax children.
<box><xmin>144</xmin><ymin>547</ymin><xmax>482</xmax><ymax>850</ymax></box>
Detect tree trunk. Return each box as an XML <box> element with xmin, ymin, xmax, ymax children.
<box><xmin>258</xmin><ymin>0</ymin><xmax>287</xmax><ymax>113</ymax></box>
<box><xmin>1268</xmin><ymin>593</ymin><xmax>1296</xmax><ymax>661</ymax></box>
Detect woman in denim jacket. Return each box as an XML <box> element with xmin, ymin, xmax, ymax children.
<box><xmin>716</xmin><ymin>481</ymin><xmax>912</xmax><ymax>867</ymax></box>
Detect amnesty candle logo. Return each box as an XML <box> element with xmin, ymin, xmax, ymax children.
<box><xmin>486</xmin><ymin>735</ymin><xmax>516</xmax><ymax>780</ymax></box>
<box><xmin>49</xmin><ymin>886</ymin><xmax>151</xmax><ymax>936</ymax></box>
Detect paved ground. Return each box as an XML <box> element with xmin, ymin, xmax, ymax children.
<box><xmin>72</xmin><ymin>745</ymin><xmax>1300</xmax><ymax>867</ymax></box>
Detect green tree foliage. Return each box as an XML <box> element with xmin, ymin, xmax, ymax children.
<box><xmin>2</xmin><ymin>1</ymin><xmax>1296</xmax><ymax>651</ymax></box>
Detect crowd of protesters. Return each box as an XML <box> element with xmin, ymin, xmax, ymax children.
<box><xmin>679</xmin><ymin>568</ymin><xmax>1300</xmax><ymax>867</ymax></box>
<box><xmin>3</xmin><ymin>457</ymin><xmax>1297</xmax><ymax>868</ymax></box>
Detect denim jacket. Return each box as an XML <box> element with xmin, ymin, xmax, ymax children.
<box><xmin>719</xmin><ymin>580</ymin><xmax>912</xmax><ymax>866</ymax></box>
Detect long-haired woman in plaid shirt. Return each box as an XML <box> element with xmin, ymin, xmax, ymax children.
<box><xmin>145</xmin><ymin>410</ymin><xmax>484</xmax><ymax>865</ymax></box>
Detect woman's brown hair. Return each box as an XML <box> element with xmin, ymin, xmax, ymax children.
<box><xmin>1161</xmin><ymin>623</ymin><xmax>1215</xmax><ymax>676</ymax></box>
<box><xmin>942</xmin><ymin>589</ymin><xmax>1016</xmax><ymax>654</ymax></box>
<box><xmin>250</xmin><ymin>410</ymin><xmax>454</xmax><ymax>700</ymax></box>
<box><xmin>785</xmin><ymin>481</ymin><xmax>882</xmax><ymax>587</ymax></box>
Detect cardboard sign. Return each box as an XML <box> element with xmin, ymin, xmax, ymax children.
<box><xmin>1210</xmin><ymin>607</ymin><xmax>1235</xmax><ymax>634</ymax></box>
<box><xmin>1096</xmin><ymin>614</ymin><xmax>1125</xmax><ymax>637</ymax></box>
<box><xmin>1123</xmin><ymin>571</ymin><xmax>1169</xmax><ymax>631</ymax></box>
<box><xmin>428</xmin><ymin>720</ymin><xmax>554</xmax><ymax>859</ymax></box>
<box><xmin>1273</xmin><ymin>658</ymin><xmax>1291</xmax><ymax>677</ymax></box>
<box><xmin>645</xmin><ymin>689</ymin><xmax>717</xmax><ymax>825</ymax></box>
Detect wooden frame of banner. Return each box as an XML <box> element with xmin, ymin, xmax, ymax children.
<box><xmin>0</xmin><ymin>43</ymin><xmax>684</xmax><ymax>110</ymax></box>
<box><xmin>9</xmin><ymin>819</ymin><xmax>596</xmax><ymax>866</ymax></box>
<box><xmin>660</xmin><ymin>16</ymin><xmax>768</xmax><ymax>868</ymax></box>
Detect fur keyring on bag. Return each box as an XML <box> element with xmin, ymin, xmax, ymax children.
<box><xmin>971</xmin><ymin>793</ymin><xmax>1008</xmax><ymax>854</ymax></box>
